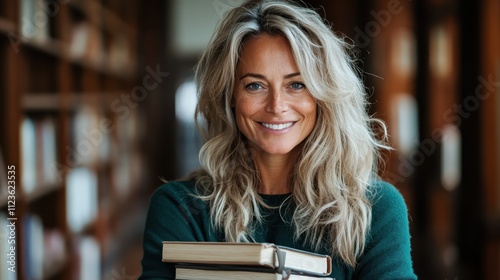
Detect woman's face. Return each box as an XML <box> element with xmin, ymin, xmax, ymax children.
<box><xmin>234</xmin><ymin>34</ymin><xmax>317</xmax><ymax>157</ymax></box>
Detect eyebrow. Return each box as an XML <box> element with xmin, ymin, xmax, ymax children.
<box><xmin>239</xmin><ymin>72</ymin><xmax>301</xmax><ymax>80</ymax></box>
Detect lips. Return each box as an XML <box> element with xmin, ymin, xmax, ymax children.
<box><xmin>260</xmin><ymin>122</ymin><xmax>294</xmax><ymax>130</ymax></box>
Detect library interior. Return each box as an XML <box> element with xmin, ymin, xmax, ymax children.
<box><xmin>0</xmin><ymin>0</ymin><xmax>499</xmax><ymax>279</ymax></box>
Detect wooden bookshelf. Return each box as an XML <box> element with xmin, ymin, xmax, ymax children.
<box><xmin>0</xmin><ymin>0</ymin><xmax>146</xmax><ymax>279</ymax></box>
<box><xmin>481</xmin><ymin>0</ymin><xmax>500</xmax><ymax>279</ymax></box>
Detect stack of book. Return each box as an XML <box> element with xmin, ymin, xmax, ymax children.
<box><xmin>162</xmin><ymin>241</ymin><xmax>334</xmax><ymax>280</ymax></box>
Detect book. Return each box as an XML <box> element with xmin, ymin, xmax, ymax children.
<box><xmin>175</xmin><ymin>265</ymin><xmax>335</xmax><ymax>280</ymax></box>
<box><xmin>76</xmin><ymin>236</ymin><xmax>101</xmax><ymax>280</ymax></box>
<box><xmin>66</xmin><ymin>167</ymin><xmax>98</xmax><ymax>232</ymax></box>
<box><xmin>162</xmin><ymin>241</ymin><xmax>332</xmax><ymax>277</ymax></box>
<box><xmin>22</xmin><ymin>213</ymin><xmax>44</xmax><ymax>280</ymax></box>
<box><xmin>20</xmin><ymin>0</ymin><xmax>50</xmax><ymax>42</ymax></box>
<box><xmin>69</xmin><ymin>22</ymin><xmax>89</xmax><ymax>60</ymax></box>
<box><xmin>20</xmin><ymin>116</ymin><xmax>37</xmax><ymax>193</ymax></box>
<box><xmin>38</xmin><ymin>117</ymin><xmax>58</xmax><ymax>186</ymax></box>
<box><xmin>19</xmin><ymin>116</ymin><xmax>59</xmax><ymax>197</ymax></box>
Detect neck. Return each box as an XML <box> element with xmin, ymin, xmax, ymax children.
<box><xmin>253</xmin><ymin>150</ymin><xmax>298</xmax><ymax>195</ymax></box>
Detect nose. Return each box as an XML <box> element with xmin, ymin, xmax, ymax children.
<box><xmin>266</xmin><ymin>88</ymin><xmax>288</xmax><ymax>114</ymax></box>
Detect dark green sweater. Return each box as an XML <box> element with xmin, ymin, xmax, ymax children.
<box><xmin>139</xmin><ymin>180</ymin><xmax>417</xmax><ymax>279</ymax></box>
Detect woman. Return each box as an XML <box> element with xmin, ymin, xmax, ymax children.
<box><xmin>139</xmin><ymin>0</ymin><xmax>417</xmax><ymax>279</ymax></box>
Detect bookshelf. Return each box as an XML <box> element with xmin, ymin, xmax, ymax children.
<box><xmin>0</xmin><ymin>0</ymin><xmax>147</xmax><ymax>279</ymax></box>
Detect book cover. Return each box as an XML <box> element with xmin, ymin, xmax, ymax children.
<box><xmin>162</xmin><ymin>241</ymin><xmax>332</xmax><ymax>277</ymax></box>
<box><xmin>175</xmin><ymin>264</ymin><xmax>335</xmax><ymax>280</ymax></box>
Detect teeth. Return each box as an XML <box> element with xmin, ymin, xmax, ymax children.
<box><xmin>261</xmin><ymin>122</ymin><xmax>293</xmax><ymax>130</ymax></box>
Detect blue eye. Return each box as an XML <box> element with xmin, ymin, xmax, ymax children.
<box><xmin>246</xmin><ymin>83</ymin><xmax>262</xmax><ymax>91</ymax></box>
<box><xmin>290</xmin><ymin>82</ymin><xmax>305</xmax><ymax>90</ymax></box>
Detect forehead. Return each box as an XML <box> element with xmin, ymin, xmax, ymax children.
<box><xmin>237</xmin><ymin>33</ymin><xmax>298</xmax><ymax>73</ymax></box>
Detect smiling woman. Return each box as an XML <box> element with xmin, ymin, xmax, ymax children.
<box><xmin>234</xmin><ymin>34</ymin><xmax>317</xmax><ymax>193</ymax></box>
<box><xmin>139</xmin><ymin>1</ymin><xmax>417</xmax><ymax>279</ymax></box>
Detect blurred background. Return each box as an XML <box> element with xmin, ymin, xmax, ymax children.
<box><xmin>0</xmin><ymin>0</ymin><xmax>498</xmax><ymax>279</ymax></box>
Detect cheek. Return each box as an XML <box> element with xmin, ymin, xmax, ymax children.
<box><xmin>234</xmin><ymin>101</ymin><xmax>246</xmax><ymax>123</ymax></box>
<box><xmin>234</xmin><ymin>96</ymin><xmax>258</xmax><ymax>120</ymax></box>
<box><xmin>301</xmin><ymin>99</ymin><xmax>318</xmax><ymax>136</ymax></box>
<box><xmin>234</xmin><ymin>98</ymin><xmax>254</xmax><ymax>132</ymax></box>
<box><xmin>301</xmin><ymin>97</ymin><xmax>317</xmax><ymax>122</ymax></box>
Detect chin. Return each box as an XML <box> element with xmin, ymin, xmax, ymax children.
<box><xmin>262</xmin><ymin>146</ymin><xmax>297</xmax><ymax>156</ymax></box>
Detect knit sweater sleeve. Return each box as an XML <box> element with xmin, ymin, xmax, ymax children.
<box><xmin>354</xmin><ymin>181</ymin><xmax>417</xmax><ymax>279</ymax></box>
<box><xmin>138</xmin><ymin>181</ymin><xmax>216</xmax><ymax>280</ymax></box>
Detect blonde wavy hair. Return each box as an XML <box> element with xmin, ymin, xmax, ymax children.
<box><xmin>190</xmin><ymin>0</ymin><xmax>389</xmax><ymax>267</ymax></box>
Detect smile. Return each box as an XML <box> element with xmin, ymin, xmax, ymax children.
<box><xmin>260</xmin><ymin>122</ymin><xmax>295</xmax><ymax>130</ymax></box>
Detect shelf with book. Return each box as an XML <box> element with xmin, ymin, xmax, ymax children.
<box><xmin>19</xmin><ymin>114</ymin><xmax>60</xmax><ymax>196</ymax></box>
<box><xmin>0</xmin><ymin>0</ymin><xmax>147</xmax><ymax>279</ymax></box>
<box><xmin>65</xmin><ymin>0</ymin><xmax>136</xmax><ymax>79</ymax></box>
<box><xmin>20</xmin><ymin>176</ymin><xmax>68</xmax><ymax>279</ymax></box>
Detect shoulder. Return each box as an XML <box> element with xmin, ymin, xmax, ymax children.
<box><xmin>148</xmin><ymin>180</ymin><xmax>204</xmax><ymax>210</ymax></box>
<box><xmin>365</xmin><ymin>180</ymin><xmax>412</xmax><ymax>244</ymax></box>
<box><xmin>152</xmin><ymin>180</ymin><xmax>198</xmax><ymax>197</ymax></box>
<box><xmin>367</xmin><ymin>180</ymin><xmax>409</xmax><ymax>214</ymax></box>
<box><xmin>366</xmin><ymin>180</ymin><xmax>411</xmax><ymax>237</ymax></box>
<box><xmin>355</xmin><ymin>181</ymin><xmax>416</xmax><ymax>278</ymax></box>
<box><xmin>153</xmin><ymin>180</ymin><xmax>196</xmax><ymax>194</ymax></box>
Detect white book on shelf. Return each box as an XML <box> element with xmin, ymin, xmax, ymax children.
<box><xmin>69</xmin><ymin>22</ymin><xmax>89</xmax><ymax>60</ymax></box>
<box><xmin>21</xmin><ymin>116</ymin><xmax>37</xmax><ymax>194</ymax></box>
<box><xmin>78</xmin><ymin>236</ymin><xmax>100</xmax><ymax>280</ymax></box>
<box><xmin>66</xmin><ymin>167</ymin><xmax>98</xmax><ymax>232</ymax></box>
<box><xmin>71</xmin><ymin>106</ymin><xmax>100</xmax><ymax>166</ymax></box>
<box><xmin>20</xmin><ymin>0</ymin><xmax>36</xmax><ymax>39</ymax></box>
<box><xmin>35</xmin><ymin>0</ymin><xmax>50</xmax><ymax>41</ymax></box>
<box><xmin>20</xmin><ymin>0</ymin><xmax>50</xmax><ymax>42</ymax></box>
<box><xmin>40</xmin><ymin>117</ymin><xmax>58</xmax><ymax>185</ymax></box>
